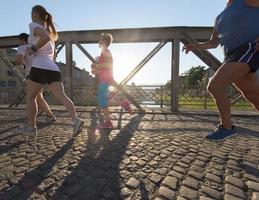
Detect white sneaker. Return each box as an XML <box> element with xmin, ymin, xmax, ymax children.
<box><xmin>73</xmin><ymin>118</ymin><xmax>84</xmax><ymax>136</ymax></box>
<box><xmin>18</xmin><ymin>125</ymin><xmax>38</xmax><ymax>137</ymax></box>
<box><xmin>43</xmin><ymin>115</ymin><xmax>56</xmax><ymax>124</ymax></box>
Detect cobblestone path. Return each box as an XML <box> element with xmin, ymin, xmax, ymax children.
<box><xmin>0</xmin><ymin>107</ymin><xmax>258</xmax><ymax>200</ymax></box>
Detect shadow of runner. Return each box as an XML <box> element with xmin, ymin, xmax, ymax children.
<box><xmin>139</xmin><ymin>181</ymin><xmax>150</xmax><ymax>200</ymax></box>
<box><xmin>117</xmin><ymin>108</ymin><xmax>123</xmax><ymax>130</ymax></box>
<box><xmin>0</xmin><ymin>126</ymin><xmax>19</xmax><ymax>135</ymax></box>
<box><xmin>86</xmin><ymin>110</ymin><xmax>113</xmax><ymax>157</ymax></box>
<box><xmin>52</xmin><ymin>113</ymin><xmax>144</xmax><ymax>200</ymax></box>
<box><xmin>87</xmin><ymin>111</ymin><xmax>99</xmax><ymax>144</ymax></box>
<box><xmin>0</xmin><ymin>141</ymin><xmax>26</xmax><ymax>154</ymax></box>
<box><xmin>0</xmin><ymin>137</ymin><xmax>75</xmax><ymax>200</ymax></box>
<box><xmin>2</xmin><ymin>117</ymin><xmax>27</xmax><ymax>123</ymax></box>
<box><xmin>236</xmin><ymin>126</ymin><xmax>259</xmax><ymax>138</ymax></box>
<box><xmin>241</xmin><ymin>163</ymin><xmax>259</xmax><ymax>179</ymax></box>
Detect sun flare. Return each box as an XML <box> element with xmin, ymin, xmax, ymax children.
<box><xmin>112</xmin><ymin>51</ymin><xmax>139</xmax><ymax>83</ymax></box>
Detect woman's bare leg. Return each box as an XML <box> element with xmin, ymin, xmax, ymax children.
<box><xmin>47</xmin><ymin>81</ymin><xmax>77</xmax><ymax>120</ymax></box>
<box><xmin>26</xmin><ymin>80</ymin><xmax>44</xmax><ymax>127</ymax></box>
<box><xmin>36</xmin><ymin>91</ymin><xmax>53</xmax><ymax>116</ymax></box>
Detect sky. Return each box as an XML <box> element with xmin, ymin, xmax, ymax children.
<box><xmin>0</xmin><ymin>0</ymin><xmax>227</xmax><ymax>85</ymax></box>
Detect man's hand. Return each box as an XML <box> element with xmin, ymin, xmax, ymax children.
<box><xmin>245</xmin><ymin>0</ymin><xmax>259</xmax><ymax>7</ymax></box>
<box><xmin>182</xmin><ymin>43</ymin><xmax>198</xmax><ymax>54</ymax></box>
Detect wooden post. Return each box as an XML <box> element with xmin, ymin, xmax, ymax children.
<box><xmin>65</xmin><ymin>42</ymin><xmax>74</xmax><ymax>101</ymax></box>
<box><xmin>171</xmin><ymin>39</ymin><xmax>180</xmax><ymax>112</ymax></box>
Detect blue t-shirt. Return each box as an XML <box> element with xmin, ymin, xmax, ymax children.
<box><xmin>215</xmin><ymin>0</ymin><xmax>259</xmax><ymax>53</ymax></box>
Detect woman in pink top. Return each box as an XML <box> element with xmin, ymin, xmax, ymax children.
<box><xmin>92</xmin><ymin>33</ymin><xmax>133</xmax><ymax>128</ymax></box>
<box><xmin>92</xmin><ymin>33</ymin><xmax>115</xmax><ymax>128</ymax></box>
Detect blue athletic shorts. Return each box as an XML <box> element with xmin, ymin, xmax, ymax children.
<box><xmin>97</xmin><ymin>83</ymin><xmax>110</xmax><ymax>108</ymax></box>
<box><xmin>225</xmin><ymin>42</ymin><xmax>259</xmax><ymax>72</ymax></box>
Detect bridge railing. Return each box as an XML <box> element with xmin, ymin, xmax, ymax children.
<box><xmin>41</xmin><ymin>84</ymin><xmax>252</xmax><ymax>110</ymax></box>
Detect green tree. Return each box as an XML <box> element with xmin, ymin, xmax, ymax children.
<box><xmin>164</xmin><ymin>65</ymin><xmax>207</xmax><ymax>89</ymax></box>
<box><xmin>183</xmin><ymin>65</ymin><xmax>206</xmax><ymax>88</ymax></box>
<box><xmin>164</xmin><ymin>80</ymin><xmax>171</xmax><ymax>90</ymax></box>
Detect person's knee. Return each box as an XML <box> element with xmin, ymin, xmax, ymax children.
<box><xmin>207</xmin><ymin>80</ymin><xmax>218</xmax><ymax>95</ymax></box>
<box><xmin>36</xmin><ymin>93</ymin><xmax>44</xmax><ymax>102</ymax></box>
<box><xmin>207</xmin><ymin>77</ymin><xmax>228</xmax><ymax>96</ymax></box>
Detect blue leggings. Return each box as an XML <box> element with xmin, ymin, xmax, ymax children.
<box><xmin>97</xmin><ymin>83</ymin><xmax>110</xmax><ymax>108</ymax></box>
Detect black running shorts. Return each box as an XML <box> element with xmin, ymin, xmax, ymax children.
<box><xmin>28</xmin><ymin>67</ymin><xmax>62</xmax><ymax>84</ymax></box>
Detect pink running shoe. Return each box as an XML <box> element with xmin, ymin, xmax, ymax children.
<box><xmin>121</xmin><ymin>100</ymin><xmax>133</xmax><ymax>115</ymax></box>
<box><xmin>97</xmin><ymin>120</ymin><xmax>113</xmax><ymax>129</ymax></box>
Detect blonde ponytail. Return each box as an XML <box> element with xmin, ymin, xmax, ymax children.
<box><xmin>32</xmin><ymin>5</ymin><xmax>58</xmax><ymax>41</ymax></box>
<box><xmin>45</xmin><ymin>12</ymin><xmax>58</xmax><ymax>41</ymax></box>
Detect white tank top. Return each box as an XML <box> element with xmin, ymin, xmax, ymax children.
<box><xmin>17</xmin><ymin>44</ymin><xmax>33</xmax><ymax>76</ymax></box>
<box><xmin>28</xmin><ymin>22</ymin><xmax>59</xmax><ymax>72</ymax></box>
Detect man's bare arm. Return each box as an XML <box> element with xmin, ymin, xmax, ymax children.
<box><xmin>245</xmin><ymin>0</ymin><xmax>259</xmax><ymax>7</ymax></box>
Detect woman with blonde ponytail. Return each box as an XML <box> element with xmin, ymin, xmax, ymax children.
<box><xmin>21</xmin><ymin>5</ymin><xmax>84</xmax><ymax>136</ymax></box>
<box><xmin>44</xmin><ymin>11</ymin><xmax>58</xmax><ymax>41</ymax></box>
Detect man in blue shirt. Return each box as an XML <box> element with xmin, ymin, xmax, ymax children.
<box><xmin>183</xmin><ymin>0</ymin><xmax>259</xmax><ymax>141</ymax></box>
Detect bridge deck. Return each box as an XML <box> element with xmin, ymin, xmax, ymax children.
<box><xmin>0</xmin><ymin>106</ymin><xmax>258</xmax><ymax>199</ymax></box>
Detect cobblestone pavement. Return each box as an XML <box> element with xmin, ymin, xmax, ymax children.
<box><xmin>0</xmin><ymin>106</ymin><xmax>258</xmax><ymax>200</ymax></box>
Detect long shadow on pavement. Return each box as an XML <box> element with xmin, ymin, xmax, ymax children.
<box><xmin>52</xmin><ymin>113</ymin><xmax>144</xmax><ymax>200</ymax></box>
<box><xmin>0</xmin><ymin>137</ymin><xmax>75</xmax><ymax>200</ymax></box>
<box><xmin>241</xmin><ymin>163</ymin><xmax>259</xmax><ymax>179</ymax></box>
<box><xmin>139</xmin><ymin>181</ymin><xmax>149</xmax><ymax>200</ymax></box>
<box><xmin>0</xmin><ymin>141</ymin><xmax>26</xmax><ymax>155</ymax></box>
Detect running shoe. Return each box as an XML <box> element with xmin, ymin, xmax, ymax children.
<box><xmin>43</xmin><ymin>115</ymin><xmax>56</xmax><ymax>124</ymax></box>
<box><xmin>205</xmin><ymin>125</ymin><xmax>238</xmax><ymax>141</ymax></box>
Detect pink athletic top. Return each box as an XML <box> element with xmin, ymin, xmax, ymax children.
<box><xmin>97</xmin><ymin>50</ymin><xmax>115</xmax><ymax>84</ymax></box>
